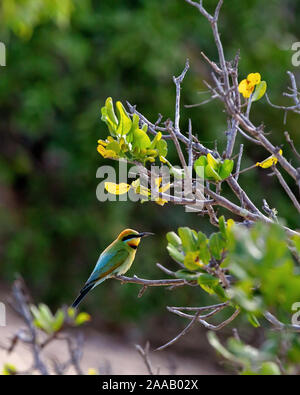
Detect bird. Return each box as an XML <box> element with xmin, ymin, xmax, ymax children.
<box><xmin>71</xmin><ymin>229</ymin><xmax>153</xmax><ymax>308</ymax></box>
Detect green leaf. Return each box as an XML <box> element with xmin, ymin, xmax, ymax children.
<box><xmin>52</xmin><ymin>309</ymin><xmax>65</xmax><ymax>332</ymax></box>
<box><xmin>205</xmin><ymin>164</ymin><xmax>222</xmax><ymax>182</ymax></box>
<box><xmin>39</xmin><ymin>304</ymin><xmax>54</xmax><ymax>322</ymax></box>
<box><xmin>101</xmin><ymin>108</ymin><xmax>116</xmax><ymax>136</ymax></box>
<box><xmin>166</xmin><ymin>231</ymin><xmax>182</xmax><ymax>248</ymax></box>
<box><xmin>197</xmin><ymin>273</ymin><xmax>219</xmax><ymax>287</ymax></box>
<box><xmin>115</xmin><ymin>101</ymin><xmax>132</xmax><ymax>135</ymax></box>
<box><xmin>105</xmin><ymin>97</ymin><xmax>118</xmax><ymax>126</ymax></box>
<box><xmin>175</xmin><ymin>269</ymin><xmax>200</xmax><ymax>280</ymax></box>
<box><xmin>178</xmin><ymin>227</ymin><xmax>198</xmax><ymax>252</ymax></box>
<box><xmin>194</xmin><ymin>156</ymin><xmax>207</xmax><ymax>178</ymax></box>
<box><xmin>101</xmin><ymin>98</ymin><xmax>118</xmax><ymax>136</ymax></box>
<box><xmin>227</xmin><ymin>337</ymin><xmax>263</xmax><ymax>363</ymax></box>
<box><xmin>213</xmin><ymin>284</ymin><xmax>227</xmax><ymax>300</ymax></box>
<box><xmin>132</xmin><ymin>128</ymin><xmax>151</xmax><ymax>150</ymax></box>
<box><xmin>197</xmin><ymin>231</ymin><xmax>207</xmax><ymax>245</ymax></box>
<box><xmin>259</xmin><ymin>362</ymin><xmax>281</xmax><ymax>375</ymax></box>
<box><xmin>247</xmin><ymin>313</ymin><xmax>260</xmax><ymax>328</ymax></box>
<box><xmin>167</xmin><ymin>244</ymin><xmax>185</xmax><ymax>264</ymax></box>
<box><xmin>207</xmin><ymin>332</ymin><xmax>239</xmax><ymax>363</ymax></box>
<box><xmin>252</xmin><ymin>81</ymin><xmax>267</xmax><ymax>102</ymax></box>
<box><xmin>219</xmin><ymin>159</ymin><xmax>234</xmax><ymax>179</ymax></box>
<box><xmin>209</xmin><ymin>232</ymin><xmax>226</xmax><ymax>260</ymax></box>
<box><xmin>197</xmin><ymin>274</ymin><xmax>225</xmax><ymax>297</ymax></box>
<box><xmin>197</xmin><ymin>232</ymin><xmax>211</xmax><ymax>265</ymax></box>
<box><xmin>218</xmin><ymin>216</ymin><xmax>227</xmax><ymax>238</ymax></box>
<box><xmin>156</xmin><ymin>139</ymin><xmax>168</xmax><ymax>157</ymax></box>
<box><xmin>30</xmin><ymin>304</ymin><xmax>54</xmax><ymax>334</ymax></box>
<box><xmin>141</xmin><ymin>123</ymin><xmax>148</xmax><ymax>133</ymax></box>
<box><xmin>127</xmin><ymin>113</ymin><xmax>139</xmax><ymax>143</ymax></box>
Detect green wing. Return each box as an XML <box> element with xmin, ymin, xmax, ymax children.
<box><xmin>84</xmin><ymin>246</ymin><xmax>129</xmax><ymax>288</ymax></box>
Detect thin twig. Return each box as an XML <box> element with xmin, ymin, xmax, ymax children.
<box><xmin>273</xmin><ymin>166</ymin><xmax>300</xmax><ymax>214</ymax></box>
<box><xmin>173</xmin><ymin>59</ymin><xmax>190</xmax><ymax>135</ymax></box>
<box><xmin>284</xmin><ymin>131</ymin><xmax>300</xmax><ymax>162</ymax></box>
<box><xmin>155</xmin><ymin>312</ymin><xmax>201</xmax><ymax>351</ymax></box>
<box><xmin>235</xmin><ymin>144</ymin><xmax>244</xmax><ymax>181</ymax></box>
<box><xmin>188</xmin><ymin>118</ymin><xmax>193</xmax><ymax>168</ymax></box>
<box><xmin>264</xmin><ymin>311</ymin><xmax>300</xmax><ymax>333</ymax></box>
<box><xmin>12</xmin><ymin>279</ymin><xmax>49</xmax><ymax>375</ymax></box>
<box><xmin>135</xmin><ymin>342</ymin><xmax>155</xmax><ymax>375</ymax></box>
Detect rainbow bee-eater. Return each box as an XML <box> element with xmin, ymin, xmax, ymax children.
<box><xmin>71</xmin><ymin>229</ymin><xmax>153</xmax><ymax>308</ymax></box>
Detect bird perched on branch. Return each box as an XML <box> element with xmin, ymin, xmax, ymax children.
<box><xmin>71</xmin><ymin>229</ymin><xmax>153</xmax><ymax>308</ymax></box>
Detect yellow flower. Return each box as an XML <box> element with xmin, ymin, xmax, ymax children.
<box><xmin>105</xmin><ymin>182</ymin><xmax>131</xmax><ymax>195</ymax></box>
<box><xmin>256</xmin><ymin>149</ymin><xmax>283</xmax><ymax>169</ymax></box>
<box><xmin>247</xmin><ymin>73</ymin><xmax>261</xmax><ymax>86</ymax></box>
<box><xmin>97</xmin><ymin>139</ymin><xmax>107</xmax><ymax>146</ymax></box>
<box><xmin>238</xmin><ymin>72</ymin><xmax>261</xmax><ymax>99</ymax></box>
<box><xmin>238</xmin><ymin>79</ymin><xmax>254</xmax><ymax>98</ymax></box>
<box><xmin>97</xmin><ymin>140</ymin><xmax>119</xmax><ymax>159</ymax></box>
<box><xmin>153</xmin><ymin>177</ymin><xmax>171</xmax><ymax>206</ymax></box>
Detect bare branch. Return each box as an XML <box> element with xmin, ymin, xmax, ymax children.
<box><xmin>284</xmin><ymin>131</ymin><xmax>300</xmax><ymax>162</ymax></box>
<box><xmin>168</xmin><ymin>306</ymin><xmax>240</xmax><ymax>331</ymax></box>
<box><xmin>235</xmin><ymin>144</ymin><xmax>244</xmax><ymax>181</ymax></box>
<box><xmin>12</xmin><ymin>279</ymin><xmax>49</xmax><ymax>375</ymax></box>
<box><xmin>156</xmin><ymin>263</ymin><xmax>178</xmax><ymax>277</ymax></box>
<box><xmin>173</xmin><ymin>59</ymin><xmax>190</xmax><ymax>135</ymax></box>
<box><xmin>225</xmin><ymin>119</ymin><xmax>238</xmax><ymax>158</ymax></box>
<box><xmin>201</xmin><ymin>51</ymin><xmax>222</xmax><ymax>74</ymax></box>
<box><xmin>188</xmin><ymin>118</ymin><xmax>193</xmax><ymax>168</ymax></box>
<box><xmin>113</xmin><ymin>274</ymin><xmax>193</xmax><ymax>288</ymax></box>
<box><xmin>264</xmin><ymin>311</ymin><xmax>300</xmax><ymax>333</ymax></box>
<box><xmin>273</xmin><ymin>166</ymin><xmax>300</xmax><ymax>214</ymax></box>
<box><xmin>168</xmin><ymin>302</ymin><xmax>229</xmax><ymax>312</ymax></box>
<box><xmin>167</xmin><ymin>120</ymin><xmax>188</xmax><ymax>169</ymax></box>
<box><xmin>237</xmin><ymin>126</ymin><xmax>261</xmax><ymax>145</ymax></box>
<box><xmin>156</xmin><ymin>311</ymin><xmax>201</xmax><ymax>351</ymax></box>
<box><xmin>135</xmin><ymin>342</ymin><xmax>155</xmax><ymax>375</ymax></box>
<box><xmin>184</xmin><ymin>0</ymin><xmax>213</xmax><ymax>22</ymax></box>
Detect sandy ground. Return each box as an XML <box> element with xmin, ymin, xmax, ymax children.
<box><xmin>0</xmin><ymin>288</ymin><xmax>222</xmax><ymax>375</ymax></box>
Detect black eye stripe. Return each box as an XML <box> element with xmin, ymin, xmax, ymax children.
<box><xmin>122</xmin><ymin>234</ymin><xmax>138</xmax><ymax>242</ymax></box>
<box><xmin>129</xmin><ymin>244</ymin><xmax>137</xmax><ymax>249</ymax></box>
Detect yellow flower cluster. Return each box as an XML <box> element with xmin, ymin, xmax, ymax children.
<box><xmin>105</xmin><ymin>177</ymin><xmax>170</xmax><ymax>206</ymax></box>
<box><xmin>238</xmin><ymin>73</ymin><xmax>261</xmax><ymax>99</ymax></box>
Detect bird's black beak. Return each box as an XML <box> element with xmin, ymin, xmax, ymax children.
<box><xmin>137</xmin><ymin>232</ymin><xmax>154</xmax><ymax>238</ymax></box>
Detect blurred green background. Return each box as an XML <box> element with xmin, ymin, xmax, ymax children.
<box><xmin>0</xmin><ymin>0</ymin><xmax>300</xmax><ymax>339</ymax></box>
